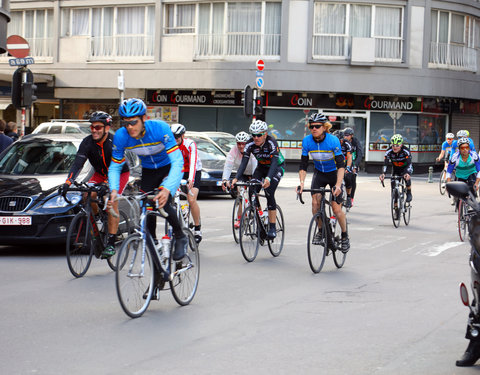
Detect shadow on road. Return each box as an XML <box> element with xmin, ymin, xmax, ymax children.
<box><xmin>0</xmin><ymin>243</ymin><xmax>65</xmax><ymax>257</ymax></box>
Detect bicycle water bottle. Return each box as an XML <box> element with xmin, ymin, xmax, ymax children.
<box><xmin>181</xmin><ymin>203</ymin><xmax>189</xmax><ymax>222</ymax></box>
<box><xmin>259</xmin><ymin>209</ymin><xmax>268</xmax><ymax>225</ymax></box>
<box><xmin>161</xmin><ymin>235</ymin><xmax>171</xmax><ymax>260</ymax></box>
<box><xmin>330</xmin><ymin>216</ymin><xmax>336</xmax><ymax>232</ymax></box>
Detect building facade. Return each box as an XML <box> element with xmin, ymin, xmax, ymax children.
<box><xmin>0</xmin><ymin>0</ymin><xmax>479</xmax><ymax>169</ymax></box>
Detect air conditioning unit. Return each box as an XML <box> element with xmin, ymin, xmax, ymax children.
<box><xmin>351</xmin><ymin>37</ymin><xmax>375</xmax><ymax>65</ymax></box>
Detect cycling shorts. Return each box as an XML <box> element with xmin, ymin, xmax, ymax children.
<box><xmin>311</xmin><ymin>169</ymin><xmax>344</xmax><ymax>204</ymax></box>
<box><xmin>89</xmin><ymin>171</ymin><xmax>129</xmax><ymax>194</ymax></box>
<box><xmin>183</xmin><ymin>170</ymin><xmax>201</xmax><ymax>189</ymax></box>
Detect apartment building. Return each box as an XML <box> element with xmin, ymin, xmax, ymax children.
<box><xmin>0</xmin><ymin>0</ymin><xmax>479</xmax><ymax>168</ymax></box>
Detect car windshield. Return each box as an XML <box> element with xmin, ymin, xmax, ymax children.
<box><xmin>192</xmin><ymin>138</ymin><xmax>226</xmax><ymax>161</ymax></box>
<box><xmin>208</xmin><ymin>135</ymin><xmax>236</xmax><ymax>152</ymax></box>
<box><xmin>77</xmin><ymin>124</ymin><xmax>91</xmax><ymax>134</ymax></box>
<box><xmin>0</xmin><ymin>140</ymin><xmax>78</xmax><ymax>175</ymax></box>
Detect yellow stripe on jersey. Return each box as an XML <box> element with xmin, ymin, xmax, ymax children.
<box><xmin>125</xmin><ymin>142</ymin><xmax>163</xmax><ymax>150</ymax></box>
<box><xmin>112</xmin><ymin>157</ymin><xmax>125</xmax><ymax>164</ymax></box>
<box><xmin>167</xmin><ymin>145</ymin><xmax>179</xmax><ymax>154</ymax></box>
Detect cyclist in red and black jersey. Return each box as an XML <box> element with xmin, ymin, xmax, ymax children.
<box><xmin>60</xmin><ymin>111</ymin><xmax>130</xmax><ymax>259</ymax></box>
<box><xmin>232</xmin><ymin>120</ymin><xmax>285</xmax><ymax>240</ymax></box>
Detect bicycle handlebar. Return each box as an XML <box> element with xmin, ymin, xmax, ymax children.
<box><xmin>114</xmin><ymin>191</ymin><xmax>168</xmax><ymax>218</ymax></box>
<box><xmin>380</xmin><ymin>175</ymin><xmax>404</xmax><ymax>188</ymax></box>
<box><xmin>296</xmin><ymin>186</ymin><xmax>333</xmax><ymax>205</ymax></box>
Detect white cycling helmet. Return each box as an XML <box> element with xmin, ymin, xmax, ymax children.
<box><xmin>446</xmin><ymin>133</ymin><xmax>455</xmax><ymax>139</ymax></box>
<box><xmin>171</xmin><ymin>123</ymin><xmax>186</xmax><ymax>136</ymax></box>
<box><xmin>458</xmin><ymin>137</ymin><xmax>470</xmax><ymax>147</ymax></box>
<box><xmin>235</xmin><ymin>131</ymin><xmax>250</xmax><ymax>143</ymax></box>
<box><xmin>457</xmin><ymin>130</ymin><xmax>468</xmax><ymax>138</ymax></box>
<box><xmin>249</xmin><ymin>120</ymin><xmax>268</xmax><ymax>134</ymax></box>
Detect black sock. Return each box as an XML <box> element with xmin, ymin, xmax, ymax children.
<box><xmin>341</xmin><ymin>232</ymin><xmax>348</xmax><ymax>238</ymax></box>
<box><xmin>194</xmin><ymin>225</ymin><xmax>201</xmax><ymax>231</ymax></box>
<box><xmin>107</xmin><ymin>234</ymin><xmax>116</xmax><ymax>246</ymax></box>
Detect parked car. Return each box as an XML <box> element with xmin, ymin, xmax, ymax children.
<box><xmin>186</xmin><ymin>131</ymin><xmax>236</xmax><ymax>153</ymax></box>
<box><xmin>0</xmin><ymin>133</ymin><xmax>140</xmax><ymax>245</ymax></box>
<box><xmin>31</xmin><ymin>120</ymin><xmax>91</xmax><ymax>136</ymax></box>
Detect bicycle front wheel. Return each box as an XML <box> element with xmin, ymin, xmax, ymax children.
<box><xmin>107</xmin><ymin>210</ymin><xmax>133</xmax><ymax>271</ymax></box>
<box><xmin>332</xmin><ymin>216</ymin><xmax>347</xmax><ymax>269</ymax></box>
<box><xmin>458</xmin><ymin>200</ymin><xmax>468</xmax><ymax>242</ymax></box>
<box><xmin>391</xmin><ymin>190</ymin><xmax>400</xmax><ymax>228</ymax></box>
<box><xmin>239</xmin><ymin>206</ymin><xmax>259</xmax><ymax>262</ymax></box>
<box><xmin>268</xmin><ymin>204</ymin><xmax>285</xmax><ymax>257</ymax></box>
<box><xmin>403</xmin><ymin>201</ymin><xmax>411</xmax><ymax>226</ymax></box>
<box><xmin>66</xmin><ymin>212</ymin><xmax>94</xmax><ymax>278</ymax></box>
<box><xmin>439</xmin><ymin>169</ymin><xmax>447</xmax><ymax>195</ymax></box>
<box><xmin>232</xmin><ymin>197</ymin><xmax>241</xmax><ymax>244</ymax></box>
<box><xmin>170</xmin><ymin>230</ymin><xmax>200</xmax><ymax>306</ymax></box>
<box><xmin>307</xmin><ymin>213</ymin><xmax>327</xmax><ymax>273</ymax></box>
<box><xmin>116</xmin><ymin>234</ymin><xmax>154</xmax><ymax>318</ymax></box>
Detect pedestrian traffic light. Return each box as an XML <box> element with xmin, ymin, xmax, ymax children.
<box><xmin>254</xmin><ymin>96</ymin><xmax>265</xmax><ymax>121</ymax></box>
<box><xmin>11</xmin><ymin>67</ymin><xmax>35</xmax><ymax>109</ymax></box>
<box><xmin>21</xmin><ymin>81</ymin><xmax>37</xmax><ymax>108</ymax></box>
<box><xmin>243</xmin><ymin>85</ymin><xmax>253</xmax><ymax>118</ymax></box>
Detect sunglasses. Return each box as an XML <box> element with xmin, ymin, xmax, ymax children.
<box><xmin>460</xmin><ymin>146</ymin><xmax>470</xmax><ymax>150</ymax></box>
<box><xmin>174</xmin><ymin>134</ymin><xmax>183</xmax><ymax>139</ymax></box>
<box><xmin>90</xmin><ymin>125</ymin><xmax>105</xmax><ymax>131</ymax></box>
<box><xmin>251</xmin><ymin>133</ymin><xmax>264</xmax><ymax>138</ymax></box>
<box><xmin>120</xmin><ymin>119</ymin><xmax>138</xmax><ymax>128</ymax></box>
<box><xmin>309</xmin><ymin>124</ymin><xmax>323</xmax><ymax>129</ymax></box>
<box><xmin>392</xmin><ymin>144</ymin><xmax>402</xmax><ymax>147</ymax></box>
<box><xmin>237</xmin><ymin>142</ymin><xmax>246</xmax><ymax>146</ymax></box>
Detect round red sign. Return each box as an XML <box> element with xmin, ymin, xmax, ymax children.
<box><xmin>256</xmin><ymin>59</ymin><xmax>265</xmax><ymax>71</ymax></box>
<box><xmin>6</xmin><ymin>35</ymin><xmax>30</xmax><ymax>59</ymax></box>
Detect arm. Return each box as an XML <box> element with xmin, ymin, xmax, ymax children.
<box><xmin>108</xmin><ymin>132</ymin><xmax>126</xmax><ymax>193</ymax></box>
<box><xmin>222</xmin><ymin>148</ymin><xmax>236</xmax><ymax>181</ymax></box>
<box><xmin>188</xmin><ymin>140</ymin><xmax>198</xmax><ymax>183</ymax></box>
<box><xmin>436</xmin><ymin>150</ymin><xmax>445</xmax><ymax>162</ymax></box>
<box><xmin>65</xmin><ymin>139</ymin><xmax>89</xmax><ymax>184</ymax></box>
<box><xmin>334</xmin><ymin>154</ymin><xmax>345</xmax><ymax>196</ymax></box>
<box><xmin>354</xmin><ymin>138</ymin><xmax>363</xmax><ymax>168</ymax></box>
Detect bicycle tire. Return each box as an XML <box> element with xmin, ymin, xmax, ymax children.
<box><xmin>268</xmin><ymin>204</ymin><xmax>285</xmax><ymax>257</ymax></box>
<box><xmin>107</xmin><ymin>210</ymin><xmax>133</xmax><ymax>271</ymax></box>
<box><xmin>439</xmin><ymin>169</ymin><xmax>447</xmax><ymax>195</ymax></box>
<box><xmin>403</xmin><ymin>201</ymin><xmax>411</xmax><ymax>226</ymax></box>
<box><xmin>66</xmin><ymin>212</ymin><xmax>94</xmax><ymax>278</ymax></box>
<box><xmin>391</xmin><ymin>189</ymin><xmax>400</xmax><ymax>228</ymax></box>
<box><xmin>332</xmin><ymin>215</ymin><xmax>347</xmax><ymax>268</ymax></box>
<box><xmin>458</xmin><ymin>200</ymin><xmax>468</xmax><ymax>242</ymax></box>
<box><xmin>232</xmin><ymin>197</ymin><xmax>241</xmax><ymax>244</ymax></box>
<box><xmin>239</xmin><ymin>206</ymin><xmax>260</xmax><ymax>262</ymax></box>
<box><xmin>307</xmin><ymin>213</ymin><xmax>327</xmax><ymax>273</ymax></box>
<box><xmin>116</xmin><ymin>233</ymin><xmax>154</xmax><ymax>318</ymax></box>
<box><xmin>170</xmin><ymin>230</ymin><xmax>200</xmax><ymax>306</ymax></box>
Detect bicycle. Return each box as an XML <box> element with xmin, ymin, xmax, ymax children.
<box><xmin>457</xmin><ymin>183</ymin><xmax>478</xmax><ymax>242</ymax></box>
<box><xmin>229</xmin><ymin>184</ymin><xmax>250</xmax><ymax>244</ymax></box>
<box><xmin>439</xmin><ymin>167</ymin><xmax>447</xmax><ymax>195</ymax></box>
<box><xmin>65</xmin><ymin>182</ymin><xmax>132</xmax><ymax>278</ymax></box>
<box><xmin>381</xmin><ymin>176</ymin><xmax>411</xmax><ymax>228</ymax></box>
<box><xmin>297</xmin><ymin>187</ymin><xmax>347</xmax><ymax>273</ymax></box>
<box><xmin>115</xmin><ymin>190</ymin><xmax>200</xmax><ymax>318</ymax></box>
<box><xmin>236</xmin><ymin>181</ymin><xmax>285</xmax><ymax>262</ymax></box>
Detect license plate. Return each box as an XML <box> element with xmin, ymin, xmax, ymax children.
<box><xmin>0</xmin><ymin>216</ymin><xmax>32</xmax><ymax>225</ymax></box>
<box><xmin>216</xmin><ymin>181</ymin><xmax>223</xmax><ymax>186</ymax></box>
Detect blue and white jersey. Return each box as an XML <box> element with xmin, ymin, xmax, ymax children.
<box><xmin>446</xmin><ymin>150</ymin><xmax>480</xmax><ymax>180</ymax></box>
<box><xmin>301</xmin><ymin>133</ymin><xmax>343</xmax><ymax>173</ymax></box>
<box><xmin>109</xmin><ymin>120</ymin><xmax>183</xmax><ymax>193</ymax></box>
<box><xmin>450</xmin><ymin>138</ymin><xmax>476</xmax><ymax>159</ymax></box>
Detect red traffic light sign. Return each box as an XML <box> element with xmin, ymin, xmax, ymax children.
<box><xmin>256</xmin><ymin>59</ymin><xmax>265</xmax><ymax>71</ymax></box>
<box><xmin>7</xmin><ymin>35</ymin><xmax>30</xmax><ymax>59</ymax></box>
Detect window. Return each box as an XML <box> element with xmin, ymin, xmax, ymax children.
<box><xmin>165</xmin><ymin>4</ymin><xmax>195</xmax><ymax>34</ymax></box>
<box><xmin>430</xmin><ymin>10</ymin><xmax>478</xmax><ymax>72</ymax></box>
<box><xmin>313</xmin><ymin>2</ymin><xmax>404</xmax><ymax>62</ymax></box>
<box><xmin>7</xmin><ymin>10</ymin><xmax>53</xmax><ymax>57</ymax></box>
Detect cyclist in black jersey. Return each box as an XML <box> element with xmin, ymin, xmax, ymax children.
<box><xmin>343</xmin><ymin>127</ymin><xmax>362</xmax><ymax>207</ymax></box>
<box><xmin>232</xmin><ymin>119</ymin><xmax>285</xmax><ymax>240</ymax></box>
<box><xmin>334</xmin><ymin>130</ymin><xmax>353</xmax><ymax>207</ymax></box>
<box><xmin>59</xmin><ymin>111</ymin><xmax>130</xmax><ymax>259</ymax></box>
<box><xmin>379</xmin><ymin>134</ymin><xmax>413</xmax><ymax>204</ymax></box>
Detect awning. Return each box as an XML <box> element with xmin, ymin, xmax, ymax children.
<box><xmin>0</xmin><ymin>100</ymin><xmax>11</xmax><ymax>110</ymax></box>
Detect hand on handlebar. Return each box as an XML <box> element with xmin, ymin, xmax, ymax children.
<box><xmin>379</xmin><ymin>174</ymin><xmax>385</xmax><ymax>182</ymax></box>
<box><xmin>58</xmin><ymin>182</ymin><xmax>69</xmax><ymax>197</ymax></box>
<box><xmin>154</xmin><ymin>188</ymin><xmax>170</xmax><ymax>209</ymax></box>
<box><xmin>403</xmin><ymin>173</ymin><xmax>411</xmax><ymax>181</ymax></box>
<box><xmin>332</xmin><ymin>184</ymin><xmax>342</xmax><ymax>197</ymax></box>
<box><xmin>222</xmin><ymin>180</ymin><xmax>230</xmax><ymax>192</ymax></box>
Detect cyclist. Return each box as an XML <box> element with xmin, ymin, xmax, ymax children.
<box><xmin>297</xmin><ymin>113</ymin><xmax>350</xmax><ymax>251</ymax></box>
<box><xmin>108</xmin><ymin>98</ymin><xmax>187</xmax><ymax>262</ymax></box>
<box><xmin>171</xmin><ymin>123</ymin><xmax>203</xmax><ymax>244</ymax></box>
<box><xmin>343</xmin><ymin>127</ymin><xmax>363</xmax><ymax>208</ymax></box>
<box><xmin>446</xmin><ymin>137</ymin><xmax>480</xmax><ymax>196</ymax></box>
<box><xmin>59</xmin><ymin>111</ymin><xmax>129</xmax><ymax>259</ymax></box>
<box><xmin>450</xmin><ymin>130</ymin><xmax>476</xmax><ymax>158</ymax></box>
<box><xmin>231</xmin><ymin>120</ymin><xmax>285</xmax><ymax>239</ymax></box>
<box><xmin>334</xmin><ymin>130</ymin><xmax>352</xmax><ymax>208</ymax></box>
<box><xmin>436</xmin><ymin>133</ymin><xmax>455</xmax><ymax>168</ymax></box>
<box><xmin>222</xmin><ymin>131</ymin><xmax>258</xmax><ymax>228</ymax></box>
<box><xmin>379</xmin><ymin>134</ymin><xmax>413</xmax><ymax>207</ymax></box>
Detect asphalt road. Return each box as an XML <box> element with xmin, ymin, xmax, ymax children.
<box><xmin>0</xmin><ymin>172</ymin><xmax>477</xmax><ymax>374</ymax></box>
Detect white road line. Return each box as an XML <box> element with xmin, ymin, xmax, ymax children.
<box><xmin>422</xmin><ymin>242</ymin><xmax>465</xmax><ymax>256</ymax></box>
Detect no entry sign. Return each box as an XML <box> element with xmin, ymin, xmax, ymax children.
<box><xmin>7</xmin><ymin>35</ymin><xmax>30</xmax><ymax>59</ymax></box>
<box><xmin>256</xmin><ymin>59</ymin><xmax>265</xmax><ymax>71</ymax></box>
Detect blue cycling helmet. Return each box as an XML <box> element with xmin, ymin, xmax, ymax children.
<box><xmin>118</xmin><ymin>98</ymin><xmax>147</xmax><ymax>118</ymax></box>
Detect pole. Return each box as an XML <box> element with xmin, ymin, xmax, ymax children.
<box><xmin>118</xmin><ymin>70</ymin><xmax>125</xmax><ymax>104</ymax></box>
<box><xmin>20</xmin><ymin>66</ymin><xmax>27</xmax><ymax>137</ymax></box>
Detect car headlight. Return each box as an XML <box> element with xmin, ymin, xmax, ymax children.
<box><xmin>43</xmin><ymin>192</ymin><xmax>82</xmax><ymax>208</ymax></box>
<box><xmin>201</xmin><ymin>170</ymin><xmax>211</xmax><ymax>179</ymax></box>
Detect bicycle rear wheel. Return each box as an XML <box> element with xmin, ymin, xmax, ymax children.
<box><xmin>403</xmin><ymin>202</ymin><xmax>411</xmax><ymax>226</ymax></box>
<box><xmin>391</xmin><ymin>190</ymin><xmax>400</xmax><ymax>228</ymax></box>
<box><xmin>458</xmin><ymin>200</ymin><xmax>468</xmax><ymax>242</ymax></box>
<box><xmin>232</xmin><ymin>197</ymin><xmax>241</xmax><ymax>244</ymax></box>
<box><xmin>239</xmin><ymin>206</ymin><xmax>259</xmax><ymax>262</ymax></box>
<box><xmin>332</xmin><ymin>216</ymin><xmax>347</xmax><ymax>269</ymax></box>
<box><xmin>439</xmin><ymin>169</ymin><xmax>447</xmax><ymax>195</ymax></box>
<box><xmin>66</xmin><ymin>212</ymin><xmax>94</xmax><ymax>278</ymax></box>
<box><xmin>268</xmin><ymin>204</ymin><xmax>285</xmax><ymax>257</ymax></box>
<box><xmin>107</xmin><ymin>210</ymin><xmax>133</xmax><ymax>271</ymax></box>
<box><xmin>116</xmin><ymin>234</ymin><xmax>154</xmax><ymax>318</ymax></box>
<box><xmin>170</xmin><ymin>230</ymin><xmax>200</xmax><ymax>306</ymax></box>
<box><xmin>307</xmin><ymin>213</ymin><xmax>327</xmax><ymax>273</ymax></box>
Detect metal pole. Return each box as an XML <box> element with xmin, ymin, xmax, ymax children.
<box><xmin>20</xmin><ymin>66</ymin><xmax>27</xmax><ymax>137</ymax></box>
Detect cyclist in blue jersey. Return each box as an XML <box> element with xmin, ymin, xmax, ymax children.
<box><xmin>297</xmin><ymin>113</ymin><xmax>350</xmax><ymax>251</ymax></box>
<box><xmin>436</xmin><ymin>133</ymin><xmax>455</xmax><ymax>168</ymax></box>
<box><xmin>450</xmin><ymin>130</ymin><xmax>476</xmax><ymax>160</ymax></box>
<box><xmin>446</xmin><ymin>137</ymin><xmax>480</xmax><ymax>196</ymax></box>
<box><xmin>108</xmin><ymin>98</ymin><xmax>187</xmax><ymax>263</ymax></box>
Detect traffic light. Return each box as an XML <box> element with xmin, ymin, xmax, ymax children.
<box><xmin>11</xmin><ymin>67</ymin><xmax>36</xmax><ymax>109</ymax></box>
<box><xmin>243</xmin><ymin>85</ymin><xmax>253</xmax><ymax>117</ymax></box>
<box><xmin>254</xmin><ymin>96</ymin><xmax>265</xmax><ymax>121</ymax></box>
<box><xmin>22</xmin><ymin>81</ymin><xmax>37</xmax><ymax>108</ymax></box>
<box><xmin>11</xmin><ymin>68</ymin><xmax>22</xmax><ymax>109</ymax></box>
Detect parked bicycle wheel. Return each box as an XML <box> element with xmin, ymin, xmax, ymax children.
<box><xmin>268</xmin><ymin>204</ymin><xmax>285</xmax><ymax>257</ymax></box>
<box><xmin>239</xmin><ymin>206</ymin><xmax>260</xmax><ymax>262</ymax></box>
<box><xmin>107</xmin><ymin>210</ymin><xmax>133</xmax><ymax>271</ymax></box>
<box><xmin>66</xmin><ymin>212</ymin><xmax>94</xmax><ymax>278</ymax></box>
<box><xmin>170</xmin><ymin>230</ymin><xmax>200</xmax><ymax>306</ymax></box>
<box><xmin>458</xmin><ymin>200</ymin><xmax>468</xmax><ymax>242</ymax></box>
<box><xmin>439</xmin><ymin>169</ymin><xmax>447</xmax><ymax>195</ymax></box>
<box><xmin>332</xmin><ymin>216</ymin><xmax>347</xmax><ymax>269</ymax></box>
<box><xmin>391</xmin><ymin>190</ymin><xmax>401</xmax><ymax>228</ymax></box>
<box><xmin>307</xmin><ymin>213</ymin><xmax>327</xmax><ymax>273</ymax></box>
<box><xmin>232</xmin><ymin>196</ymin><xmax>241</xmax><ymax>244</ymax></box>
<box><xmin>116</xmin><ymin>234</ymin><xmax>154</xmax><ymax>318</ymax></box>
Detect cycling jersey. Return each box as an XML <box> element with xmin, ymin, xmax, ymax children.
<box><xmin>447</xmin><ymin>150</ymin><xmax>480</xmax><ymax>180</ymax></box>
<box><xmin>66</xmin><ymin>133</ymin><xmax>129</xmax><ymax>184</ymax></box>
<box><xmin>441</xmin><ymin>140</ymin><xmax>453</xmax><ymax>159</ymax></box>
<box><xmin>341</xmin><ymin>139</ymin><xmax>352</xmax><ymax>159</ymax></box>
<box><xmin>301</xmin><ymin>133</ymin><xmax>343</xmax><ymax>173</ymax></box>
<box><xmin>109</xmin><ymin>120</ymin><xmax>183</xmax><ymax>193</ymax></box>
<box><xmin>178</xmin><ymin>138</ymin><xmax>202</xmax><ymax>183</ymax></box>
<box><xmin>450</xmin><ymin>138</ymin><xmax>476</xmax><ymax>159</ymax></box>
<box><xmin>382</xmin><ymin>145</ymin><xmax>413</xmax><ymax>174</ymax></box>
<box><xmin>349</xmin><ymin>137</ymin><xmax>363</xmax><ymax>168</ymax></box>
<box><xmin>222</xmin><ymin>145</ymin><xmax>257</xmax><ymax>181</ymax></box>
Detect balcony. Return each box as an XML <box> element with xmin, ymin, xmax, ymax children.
<box><xmin>429</xmin><ymin>42</ymin><xmax>477</xmax><ymax>72</ymax></box>
<box><xmin>88</xmin><ymin>35</ymin><xmax>154</xmax><ymax>62</ymax></box>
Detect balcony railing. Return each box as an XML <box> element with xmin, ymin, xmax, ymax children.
<box><xmin>88</xmin><ymin>35</ymin><xmax>154</xmax><ymax>60</ymax></box>
<box><xmin>429</xmin><ymin>42</ymin><xmax>477</xmax><ymax>72</ymax></box>
<box><xmin>194</xmin><ymin>33</ymin><xmax>280</xmax><ymax>59</ymax></box>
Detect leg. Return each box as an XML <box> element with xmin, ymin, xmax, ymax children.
<box><xmin>332</xmin><ymin>199</ymin><xmax>349</xmax><ymax>252</ymax></box>
<box><xmin>264</xmin><ymin>169</ymin><xmax>282</xmax><ymax>239</ymax></box>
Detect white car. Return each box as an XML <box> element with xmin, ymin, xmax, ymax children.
<box><xmin>185</xmin><ymin>131</ymin><xmax>236</xmax><ymax>153</ymax></box>
<box><xmin>31</xmin><ymin>120</ymin><xmax>91</xmax><ymax>136</ymax></box>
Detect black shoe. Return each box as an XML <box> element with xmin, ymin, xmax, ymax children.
<box><xmin>143</xmin><ymin>285</ymin><xmax>161</xmax><ymax>300</ymax></box>
<box><xmin>456</xmin><ymin>341</ymin><xmax>480</xmax><ymax>367</ymax></box>
<box><xmin>100</xmin><ymin>244</ymin><xmax>116</xmax><ymax>259</ymax></box>
<box><xmin>341</xmin><ymin>235</ymin><xmax>350</xmax><ymax>253</ymax></box>
<box><xmin>173</xmin><ymin>235</ymin><xmax>187</xmax><ymax>261</ymax></box>
<box><xmin>346</xmin><ymin>197</ymin><xmax>352</xmax><ymax>208</ymax></box>
<box><xmin>267</xmin><ymin>226</ymin><xmax>276</xmax><ymax>240</ymax></box>
<box><xmin>406</xmin><ymin>191</ymin><xmax>412</xmax><ymax>202</ymax></box>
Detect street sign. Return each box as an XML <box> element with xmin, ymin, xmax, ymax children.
<box><xmin>6</xmin><ymin>35</ymin><xmax>30</xmax><ymax>59</ymax></box>
<box><xmin>255</xmin><ymin>77</ymin><xmax>264</xmax><ymax>89</ymax></box>
<box><xmin>9</xmin><ymin>57</ymin><xmax>34</xmax><ymax>66</ymax></box>
<box><xmin>256</xmin><ymin>71</ymin><xmax>264</xmax><ymax>77</ymax></box>
<box><xmin>256</xmin><ymin>59</ymin><xmax>265</xmax><ymax>71</ymax></box>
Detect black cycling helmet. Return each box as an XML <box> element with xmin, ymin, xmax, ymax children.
<box><xmin>308</xmin><ymin>113</ymin><xmax>327</xmax><ymax>123</ymax></box>
<box><xmin>118</xmin><ymin>98</ymin><xmax>147</xmax><ymax>118</ymax></box>
<box><xmin>343</xmin><ymin>127</ymin><xmax>354</xmax><ymax>136</ymax></box>
<box><xmin>89</xmin><ymin>111</ymin><xmax>112</xmax><ymax>126</ymax></box>
<box><xmin>333</xmin><ymin>130</ymin><xmax>344</xmax><ymax>140</ymax></box>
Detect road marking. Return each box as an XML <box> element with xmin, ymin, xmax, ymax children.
<box><xmin>422</xmin><ymin>242</ymin><xmax>464</xmax><ymax>256</ymax></box>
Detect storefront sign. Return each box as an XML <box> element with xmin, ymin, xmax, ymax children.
<box><xmin>146</xmin><ymin>90</ymin><xmax>243</xmax><ymax>106</ymax></box>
